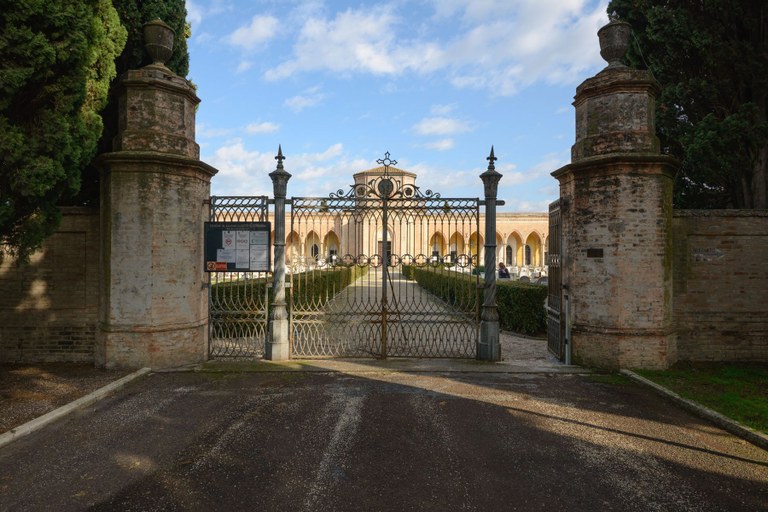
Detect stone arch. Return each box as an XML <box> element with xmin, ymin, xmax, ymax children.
<box><xmin>323</xmin><ymin>231</ymin><xmax>341</xmax><ymax>263</ymax></box>
<box><xmin>495</xmin><ymin>232</ymin><xmax>504</xmax><ymax>267</ymax></box>
<box><xmin>507</xmin><ymin>232</ymin><xmax>523</xmax><ymax>267</ymax></box>
<box><xmin>286</xmin><ymin>231</ymin><xmax>301</xmax><ymax>264</ymax></box>
<box><xmin>448</xmin><ymin>231</ymin><xmax>465</xmax><ymax>263</ymax></box>
<box><xmin>469</xmin><ymin>232</ymin><xmax>484</xmax><ymax>262</ymax></box>
<box><xmin>429</xmin><ymin>232</ymin><xmax>446</xmax><ymax>257</ymax></box>
<box><xmin>305</xmin><ymin>230</ymin><xmax>322</xmax><ymax>261</ymax></box>
<box><xmin>525</xmin><ymin>232</ymin><xmax>543</xmax><ymax>267</ymax></box>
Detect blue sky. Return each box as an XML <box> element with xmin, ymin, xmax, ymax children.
<box><xmin>186</xmin><ymin>0</ymin><xmax>610</xmax><ymax>212</ymax></box>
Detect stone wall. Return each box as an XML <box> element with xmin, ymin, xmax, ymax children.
<box><xmin>0</xmin><ymin>208</ymin><xmax>99</xmax><ymax>362</ymax></box>
<box><xmin>673</xmin><ymin>210</ymin><xmax>768</xmax><ymax>361</ymax></box>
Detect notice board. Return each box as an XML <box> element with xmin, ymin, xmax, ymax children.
<box><xmin>204</xmin><ymin>221</ymin><xmax>271</xmax><ymax>272</ymax></box>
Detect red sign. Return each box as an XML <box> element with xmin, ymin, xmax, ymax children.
<box><xmin>207</xmin><ymin>261</ymin><xmax>228</xmax><ymax>271</ymax></box>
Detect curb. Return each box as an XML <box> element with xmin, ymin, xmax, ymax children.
<box><xmin>620</xmin><ymin>369</ymin><xmax>768</xmax><ymax>452</ymax></box>
<box><xmin>0</xmin><ymin>367</ymin><xmax>152</xmax><ymax>450</ymax></box>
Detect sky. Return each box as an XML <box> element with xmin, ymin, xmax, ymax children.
<box><xmin>186</xmin><ymin>0</ymin><xmax>611</xmax><ymax>212</ymax></box>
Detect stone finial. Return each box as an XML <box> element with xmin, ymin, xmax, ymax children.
<box><xmin>143</xmin><ymin>19</ymin><xmax>175</xmax><ymax>67</ymax></box>
<box><xmin>597</xmin><ymin>19</ymin><xmax>632</xmax><ymax>69</ymax></box>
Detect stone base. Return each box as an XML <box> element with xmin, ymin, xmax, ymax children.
<box><xmin>477</xmin><ymin>320</ymin><xmax>502</xmax><ymax>361</ymax></box>
<box><xmin>572</xmin><ymin>326</ymin><xmax>677</xmax><ymax>370</ymax></box>
<box><xmin>97</xmin><ymin>321</ymin><xmax>207</xmax><ymax>369</ymax></box>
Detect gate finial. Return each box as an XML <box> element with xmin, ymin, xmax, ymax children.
<box><xmin>486</xmin><ymin>146</ymin><xmax>497</xmax><ymax>170</ymax></box>
<box><xmin>275</xmin><ymin>144</ymin><xmax>286</xmax><ymax>169</ymax></box>
<box><xmin>376</xmin><ymin>151</ymin><xmax>397</xmax><ymax>178</ymax></box>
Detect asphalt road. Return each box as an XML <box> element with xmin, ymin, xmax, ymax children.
<box><xmin>0</xmin><ymin>366</ymin><xmax>766</xmax><ymax>511</ymax></box>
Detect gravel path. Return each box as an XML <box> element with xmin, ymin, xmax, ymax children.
<box><xmin>0</xmin><ymin>364</ymin><xmax>131</xmax><ymax>434</ymax></box>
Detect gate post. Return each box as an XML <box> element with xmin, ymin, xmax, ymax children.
<box><xmin>477</xmin><ymin>147</ymin><xmax>502</xmax><ymax>361</ymax></box>
<box><xmin>266</xmin><ymin>147</ymin><xmax>291</xmax><ymax>360</ymax></box>
<box><xmin>551</xmin><ymin>19</ymin><xmax>678</xmax><ymax>369</ymax></box>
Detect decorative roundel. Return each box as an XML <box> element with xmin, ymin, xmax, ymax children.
<box><xmin>377</xmin><ymin>178</ymin><xmax>394</xmax><ymax>198</ymax></box>
<box><xmin>401</xmin><ymin>254</ymin><xmax>413</xmax><ymax>266</ymax></box>
<box><xmin>356</xmin><ymin>186</ymin><xmax>367</xmax><ymax>197</ymax></box>
<box><xmin>341</xmin><ymin>254</ymin><xmax>355</xmax><ymax>267</ymax></box>
<box><xmin>388</xmin><ymin>254</ymin><xmax>401</xmax><ymax>267</ymax></box>
<box><xmin>414</xmin><ymin>253</ymin><xmax>428</xmax><ymax>267</ymax></box>
<box><xmin>403</xmin><ymin>186</ymin><xmax>414</xmax><ymax>198</ymax></box>
<box><xmin>456</xmin><ymin>254</ymin><xmax>470</xmax><ymax>268</ymax></box>
<box><xmin>356</xmin><ymin>254</ymin><xmax>369</xmax><ymax>267</ymax></box>
<box><xmin>471</xmin><ymin>254</ymin><xmax>480</xmax><ymax>267</ymax></box>
<box><xmin>430</xmin><ymin>255</ymin><xmax>443</xmax><ymax>267</ymax></box>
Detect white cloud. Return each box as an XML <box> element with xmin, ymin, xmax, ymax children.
<box><xmin>205</xmin><ymin>141</ymin><xmax>366</xmax><ymax>197</ymax></box>
<box><xmin>497</xmin><ymin>154</ymin><xmax>565</xmax><ymax>186</ymax></box>
<box><xmin>204</xmin><ymin>139</ymin><xmax>275</xmax><ymax>196</ymax></box>
<box><xmin>412</xmin><ymin>117</ymin><xmax>472</xmax><ymax>136</ymax></box>
<box><xmin>236</xmin><ymin>60</ymin><xmax>253</xmax><ymax>73</ymax></box>
<box><xmin>263</xmin><ymin>1</ymin><xmax>607</xmax><ymax>96</ymax></box>
<box><xmin>228</xmin><ymin>15</ymin><xmax>279</xmax><ymax>50</ymax></box>
<box><xmin>246</xmin><ymin>122</ymin><xmax>280</xmax><ymax>134</ymax></box>
<box><xmin>265</xmin><ymin>6</ymin><xmax>444</xmax><ymax>80</ymax></box>
<box><xmin>423</xmin><ymin>138</ymin><xmax>455</xmax><ymax>151</ymax></box>
<box><xmin>285</xmin><ymin>87</ymin><xmax>325</xmax><ymax>112</ymax></box>
<box><xmin>197</xmin><ymin>123</ymin><xmax>233</xmax><ymax>139</ymax></box>
<box><xmin>430</xmin><ymin>104</ymin><xmax>456</xmax><ymax>115</ymax></box>
<box><xmin>186</xmin><ymin>0</ymin><xmax>203</xmax><ymax>27</ymax></box>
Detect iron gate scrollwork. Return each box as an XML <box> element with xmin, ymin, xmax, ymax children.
<box><xmin>289</xmin><ymin>156</ymin><xmax>480</xmax><ymax>358</ymax></box>
<box><xmin>208</xmin><ymin>196</ymin><xmax>270</xmax><ymax>357</ymax></box>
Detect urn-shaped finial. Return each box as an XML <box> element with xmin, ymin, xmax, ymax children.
<box><xmin>143</xmin><ymin>19</ymin><xmax>175</xmax><ymax>67</ymax></box>
<box><xmin>597</xmin><ymin>18</ymin><xmax>632</xmax><ymax>69</ymax></box>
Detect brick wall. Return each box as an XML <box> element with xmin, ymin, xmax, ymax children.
<box><xmin>0</xmin><ymin>208</ymin><xmax>99</xmax><ymax>363</ymax></box>
<box><xmin>673</xmin><ymin>210</ymin><xmax>768</xmax><ymax>361</ymax></box>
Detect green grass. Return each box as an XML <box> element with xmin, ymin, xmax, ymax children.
<box><xmin>636</xmin><ymin>363</ymin><xmax>768</xmax><ymax>434</ymax></box>
<box><xmin>587</xmin><ymin>373</ymin><xmax>634</xmax><ymax>386</ymax></box>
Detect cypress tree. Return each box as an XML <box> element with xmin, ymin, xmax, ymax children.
<box><xmin>0</xmin><ymin>0</ymin><xmax>126</xmax><ymax>260</ymax></box>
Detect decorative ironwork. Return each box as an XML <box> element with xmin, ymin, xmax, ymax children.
<box><xmin>208</xmin><ymin>196</ymin><xmax>270</xmax><ymax>358</ymax></box>
<box><xmin>289</xmin><ymin>153</ymin><xmax>481</xmax><ymax>358</ymax></box>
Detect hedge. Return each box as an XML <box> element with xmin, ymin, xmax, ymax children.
<box><xmin>496</xmin><ymin>279</ymin><xmax>547</xmax><ymax>335</ymax></box>
<box><xmin>403</xmin><ymin>265</ymin><xmax>547</xmax><ymax>335</ymax></box>
<box><xmin>211</xmin><ymin>265</ymin><xmax>368</xmax><ymax>311</ymax></box>
<box><xmin>403</xmin><ymin>265</ymin><xmax>477</xmax><ymax>315</ymax></box>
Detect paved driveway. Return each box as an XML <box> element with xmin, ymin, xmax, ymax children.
<box><xmin>0</xmin><ymin>363</ymin><xmax>766</xmax><ymax>511</ymax></box>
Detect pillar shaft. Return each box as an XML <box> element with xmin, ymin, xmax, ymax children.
<box><xmin>97</xmin><ymin>64</ymin><xmax>216</xmax><ymax>369</ymax></box>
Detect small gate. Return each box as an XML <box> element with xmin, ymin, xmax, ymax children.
<box><xmin>546</xmin><ymin>199</ymin><xmax>564</xmax><ymax>360</ymax></box>
<box><xmin>289</xmin><ymin>158</ymin><xmax>480</xmax><ymax>358</ymax></box>
<box><xmin>208</xmin><ymin>196</ymin><xmax>270</xmax><ymax>357</ymax></box>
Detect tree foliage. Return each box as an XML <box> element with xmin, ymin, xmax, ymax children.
<box><xmin>75</xmin><ymin>0</ymin><xmax>191</xmax><ymax>204</ymax></box>
<box><xmin>0</xmin><ymin>0</ymin><xmax>126</xmax><ymax>260</ymax></box>
<box><xmin>607</xmin><ymin>0</ymin><xmax>768</xmax><ymax>208</ymax></box>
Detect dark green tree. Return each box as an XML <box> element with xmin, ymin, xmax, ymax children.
<box><xmin>74</xmin><ymin>0</ymin><xmax>191</xmax><ymax>204</ymax></box>
<box><xmin>0</xmin><ymin>0</ymin><xmax>126</xmax><ymax>260</ymax></box>
<box><xmin>607</xmin><ymin>0</ymin><xmax>768</xmax><ymax>208</ymax></box>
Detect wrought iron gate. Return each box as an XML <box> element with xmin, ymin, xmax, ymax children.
<box><xmin>289</xmin><ymin>157</ymin><xmax>480</xmax><ymax>358</ymax></box>
<box><xmin>547</xmin><ymin>199</ymin><xmax>564</xmax><ymax>360</ymax></box>
<box><xmin>208</xmin><ymin>196</ymin><xmax>270</xmax><ymax>357</ymax></box>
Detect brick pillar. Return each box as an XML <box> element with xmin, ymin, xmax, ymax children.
<box><xmin>551</xmin><ymin>20</ymin><xmax>678</xmax><ymax>370</ymax></box>
<box><xmin>97</xmin><ymin>21</ymin><xmax>217</xmax><ymax>368</ymax></box>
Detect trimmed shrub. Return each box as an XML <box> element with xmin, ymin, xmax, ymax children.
<box><xmin>496</xmin><ymin>280</ymin><xmax>547</xmax><ymax>335</ymax></box>
<box><xmin>407</xmin><ymin>267</ymin><xmax>547</xmax><ymax>335</ymax></box>
<box><xmin>410</xmin><ymin>267</ymin><xmax>478</xmax><ymax>315</ymax></box>
<box><xmin>211</xmin><ymin>265</ymin><xmax>368</xmax><ymax>311</ymax></box>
